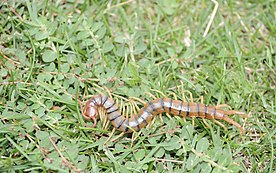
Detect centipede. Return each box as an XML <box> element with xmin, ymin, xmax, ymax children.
<box><xmin>82</xmin><ymin>94</ymin><xmax>247</xmax><ymax>134</ymax></box>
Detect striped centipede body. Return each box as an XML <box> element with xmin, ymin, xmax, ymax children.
<box><xmin>82</xmin><ymin>94</ymin><xmax>247</xmax><ymax>134</ymax></box>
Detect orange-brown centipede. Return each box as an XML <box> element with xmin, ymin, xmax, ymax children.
<box><xmin>82</xmin><ymin>94</ymin><xmax>247</xmax><ymax>134</ymax></box>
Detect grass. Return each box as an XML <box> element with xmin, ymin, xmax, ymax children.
<box><xmin>0</xmin><ymin>0</ymin><xmax>275</xmax><ymax>172</ymax></box>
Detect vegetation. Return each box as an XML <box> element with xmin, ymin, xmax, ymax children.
<box><xmin>0</xmin><ymin>0</ymin><xmax>275</xmax><ymax>172</ymax></box>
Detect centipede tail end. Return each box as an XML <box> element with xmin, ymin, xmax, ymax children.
<box><xmin>223</xmin><ymin>116</ymin><xmax>245</xmax><ymax>134</ymax></box>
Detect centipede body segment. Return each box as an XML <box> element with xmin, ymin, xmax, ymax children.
<box><xmin>82</xmin><ymin>94</ymin><xmax>247</xmax><ymax>134</ymax></box>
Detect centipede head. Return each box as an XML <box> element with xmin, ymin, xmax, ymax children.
<box><xmin>82</xmin><ymin>99</ymin><xmax>98</xmax><ymax>128</ymax></box>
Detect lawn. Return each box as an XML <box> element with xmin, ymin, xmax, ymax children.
<box><xmin>0</xmin><ymin>0</ymin><xmax>275</xmax><ymax>172</ymax></box>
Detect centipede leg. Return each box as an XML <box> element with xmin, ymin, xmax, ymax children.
<box><xmin>130</xmin><ymin>97</ymin><xmax>147</xmax><ymax>106</ymax></box>
<box><xmin>104</xmin><ymin>86</ymin><xmax>112</xmax><ymax>98</ymax></box>
<box><xmin>202</xmin><ymin>118</ymin><xmax>211</xmax><ymax>129</ymax></box>
<box><xmin>213</xmin><ymin>119</ymin><xmax>227</xmax><ymax>131</ymax></box>
<box><xmin>199</xmin><ymin>96</ymin><xmax>210</xmax><ymax>127</ymax></box>
<box><xmin>183</xmin><ymin>90</ymin><xmax>194</xmax><ymax>103</ymax></box>
<box><xmin>111</xmin><ymin>132</ymin><xmax>125</xmax><ymax>142</ymax></box>
<box><xmin>222</xmin><ymin>115</ymin><xmax>244</xmax><ymax>134</ymax></box>
<box><xmin>188</xmin><ymin>103</ymin><xmax>195</xmax><ymax>124</ymax></box>
<box><xmin>200</xmin><ymin>96</ymin><xmax>204</xmax><ymax>104</ymax></box>
<box><xmin>159</xmin><ymin>113</ymin><xmax>164</xmax><ymax>123</ymax></box>
<box><xmin>150</xmin><ymin>89</ymin><xmax>166</xmax><ymax>98</ymax></box>
<box><xmin>100</xmin><ymin>108</ymin><xmax>109</xmax><ymax>130</ymax></box>
<box><xmin>192</xmin><ymin>117</ymin><xmax>195</xmax><ymax>126</ymax></box>
<box><xmin>146</xmin><ymin>92</ymin><xmax>157</xmax><ymax>100</ymax></box>
<box><xmin>215</xmin><ymin>104</ymin><xmax>232</xmax><ymax>109</ymax></box>
<box><xmin>149</xmin><ymin>116</ymin><xmax>156</xmax><ymax>127</ymax></box>
<box><xmin>131</xmin><ymin>130</ymin><xmax>142</xmax><ymax>147</ymax></box>
<box><xmin>104</xmin><ymin>128</ymin><xmax>116</xmax><ymax>144</ymax></box>
<box><xmin>224</xmin><ymin>110</ymin><xmax>248</xmax><ymax>118</ymax></box>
